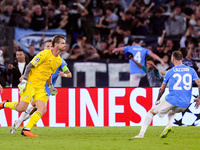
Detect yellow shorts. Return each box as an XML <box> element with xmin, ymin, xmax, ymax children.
<box><xmin>20</xmin><ymin>83</ymin><xmax>48</xmax><ymax>103</ymax></box>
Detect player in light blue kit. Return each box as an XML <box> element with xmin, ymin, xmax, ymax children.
<box><xmin>112</xmin><ymin>38</ymin><xmax>165</xmax><ymax>87</ymax></box>
<box><xmin>132</xmin><ymin>51</ymin><xmax>200</xmax><ymax>139</ymax></box>
<box><xmin>10</xmin><ymin>40</ymin><xmax>72</xmax><ymax>134</ymax></box>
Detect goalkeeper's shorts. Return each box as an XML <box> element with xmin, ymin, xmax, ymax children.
<box><xmin>20</xmin><ymin>83</ymin><xmax>48</xmax><ymax>103</ymax></box>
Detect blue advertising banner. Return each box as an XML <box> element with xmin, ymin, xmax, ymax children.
<box><xmin>14</xmin><ymin>27</ymin><xmax>66</xmax><ymax>54</ymax></box>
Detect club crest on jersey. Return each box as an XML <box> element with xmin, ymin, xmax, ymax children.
<box><xmin>35</xmin><ymin>57</ymin><xmax>40</xmax><ymax>62</ymax></box>
<box><xmin>24</xmin><ymin>95</ymin><xmax>28</xmax><ymax>99</ymax></box>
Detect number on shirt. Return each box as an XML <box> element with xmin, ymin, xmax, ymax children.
<box><xmin>173</xmin><ymin>73</ymin><xmax>192</xmax><ymax>90</ymax></box>
<box><xmin>134</xmin><ymin>52</ymin><xmax>141</xmax><ymax>63</ymax></box>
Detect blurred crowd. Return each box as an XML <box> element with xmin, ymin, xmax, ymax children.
<box><xmin>0</xmin><ymin>0</ymin><xmax>200</xmax><ymax>87</ymax></box>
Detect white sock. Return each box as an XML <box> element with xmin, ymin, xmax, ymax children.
<box><xmin>18</xmin><ymin>103</ymin><xmax>34</xmax><ymax>122</ymax></box>
<box><xmin>139</xmin><ymin>112</ymin><xmax>154</xmax><ymax>137</ymax></box>
<box><xmin>26</xmin><ymin>103</ymin><xmax>34</xmax><ymax>114</ymax></box>
<box><xmin>18</xmin><ymin>112</ymin><xmax>31</xmax><ymax>122</ymax></box>
<box><xmin>167</xmin><ymin>110</ymin><xmax>175</xmax><ymax>127</ymax></box>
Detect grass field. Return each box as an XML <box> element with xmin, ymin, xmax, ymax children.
<box><xmin>0</xmin><ymin>126</ymin><xmax>199</xmax><ymax>150</ymax></box>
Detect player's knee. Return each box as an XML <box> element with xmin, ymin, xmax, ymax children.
<box><xmin>38</xmin><ymin>107</ymin><xmax>47</xmax><ymax>115</ymax></box>
<box><xmin>16</xmin><ymin>105</ymin><xmax>27</xmax><ymax>112</ymax></box>
<box><xmin>148</xmin><ymin>109</ymin><xmax>156</xmax><ymax>116</ymax></box>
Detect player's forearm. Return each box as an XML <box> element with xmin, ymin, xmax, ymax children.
<box><xmin>150</xmin><ymin>52</ymin><xmax>164</xmax><ymax>64</ymax></box>
<box><xmin>112</xmin><ymin>47</ymin><xmax>124</xmax><ymax>53</ymax></box>
<box><xmin>23</xmin><ymin>63</ymin><xmax>34</xmax><ymax>80</ymax></box>
<box><xmin>156</xmin><ymin>84</ymin><xmax>166</xmax><ymax>101</ymax></box>
<box><xmin>46</xmin><ymin>75</ymin><xmax>52</xmax><ymax>85</ymax></box>
<box><xmin>131</xmin><ymin>58</ymin><xmax>142</xmax><ymax>69</ymax></box>
<box><xmin>64</xmin><ymin>70</ymin><xmax>72</xmax><ymax>78</ymax></box>
<box><xmin>152</xmin><ymin>64</ymin><xmax>158</xmax><ymax>71</ymax></box>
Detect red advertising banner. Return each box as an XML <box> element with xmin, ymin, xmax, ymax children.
<box><xmin>0</xmin><ymin>88</ymin><xmax>153</xmax><ymax>127</ymax></box>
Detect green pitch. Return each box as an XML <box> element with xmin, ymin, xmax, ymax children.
<box><xmin>0</xmin><ymin>126</ymin><xmax>199</xmax><ymax>150</ymax></box>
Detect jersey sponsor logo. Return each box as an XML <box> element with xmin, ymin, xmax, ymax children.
<box><xmin>56</xmin><ymin>62</ymin><xmax>59</xmax><ymax>66</ymax></box>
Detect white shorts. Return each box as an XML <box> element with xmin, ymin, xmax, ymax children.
<box><xmin>152</xmin><ymin>98</ymin><xmax>187</xmax><ymax>118</ymax></box>
<box><xmin>130</xmin><ymin>74</ymin><xmax>146</xmax><ymax>87</ymax></box>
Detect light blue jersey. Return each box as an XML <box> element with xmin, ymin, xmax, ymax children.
<box><xmin>164</xmin><ymin>64</ymin><xmax>199</xmax><ymax>108</ymax></box>
<box><xmin>45</xmin><ymin>58</ymin><xmax>68</xmax><ymax>96</ymax></box>
<box><xmin>123</xmin><ymin>45</ymin><xmax>150</xmax><ymax>74</ymax></box>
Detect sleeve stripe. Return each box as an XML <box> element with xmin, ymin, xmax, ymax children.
<box><xmin>31</xmin><ymin>60</ymin><xmax>38</xmax><ymax>66</ymax></box>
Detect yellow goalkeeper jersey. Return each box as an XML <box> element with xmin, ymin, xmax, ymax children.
<box><xmin>28</xmin><ymin>49</ymin><xmax>62</xmax><ymax>89</ymax></box>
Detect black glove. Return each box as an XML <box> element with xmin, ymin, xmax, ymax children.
<box><xmin>125</xmin><ymin>52</ymin><xmax>133</xmax><ymax>59</ymax></box>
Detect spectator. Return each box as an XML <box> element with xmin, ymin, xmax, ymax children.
<box><xmin>68</xmin><ymin>43</ymin><xmax>84</xmax><ymax>60</ymax></box>
<box><xmin>136</xmin><ymin>2</ymin><xmax>155</xmax><ymax>35</ymax></box>
<box><xmin>179</xmin><ymin>47</ymin><xmax>199</xmax><ymax>73</ymax></box>
<box><xmin>130</xmin><ymin>55</ymin><xmax>163</xmax><ymax>87</ymax></box>
<box><xmin>47</xmin><ymin>8</ymin><xmax>60</xmax><ymax>29</ymax></box>
<box><xmin>0</xmin><ymin>50</ymin><xmax>7</xmax><ymax>87</ymax></box>
<box><xmin>123</xmin><ymin>28</ymin><xmax>134</xmax><ymax>46</ymax></box>
<box><xmin>117</xmin><ymin>10</ymin><xmax>134</xmax><ymax>30</ymax></box>
<box><xmin>189</xmin><ymin>18</ymin><xmax>200</xmax><ymax>45</ymax></box>
<box><xmin>84</xmin><ymin>45</ymin><xmax>100</xmax><ymax>62</ymax></box>
<box><xmin>93</xmin><ymin>7</ymin><xmax>103</xmax><ymax>25</ymax></box>
<box><xmin>29</xmin><ymin>4</ymin><xmax>47</xmax><ymax>31</ymax></box>
<box><xmin>165</xmin><ymin>0</ymin><xmax>176</xmax><ymax>12</ymax></box>
<box><xmin>154</xmin><ymin>44</ymin><xmax>169</xmax><ymax>64</ymax></box>
<box><xmin>150</xmin><ymin>8</ymin><xmax>168</xmax><ymax>35</ymax></box>
<box><xmin>92</xmin><ymin>30</ymin><xmax>101</xmax><ymax>50</ymax></box>
<box><xmin>167</xmin><ymin>6</ymin><xmax>186</xmax><ymax>36</ymax></box>
<box><xmin>98</xmin><ymin>39</ymin><xmax>108</xmax><ymax>58</ymax></box>
<box><xmin>108</xmin><ymin>25</ymin><xmax>124</xmax><ymax>47</ymax></box>
<box><xmin>104</xmin><ymin>5</ymin><xmax>119</xmax><ymax>31</ymax></box>
<box><xmin>57</xmin><ymin>10</ymin><xmax>68</xmax><ymax>29</ymax></box>
<box><xmin>164</xmin><ymin>39</ymin><xmax>175</xmax><ymax>58</ymax></box>
<box><xmin>67</xmin><ymin>2</ymin><xmax>88</xmax><ymax>43</ymax></box>
<box><xmin>0</xmin><ymin>2</ymin><xmax>22</xmax><ymax>27</ymax></box>
<box><xmin>18</xmin><ymin>9</ymin><xmax>32</xmax><ymax>29</ymax></box>
<box><xmin>60</xmin><ymin>43</ymin><xmax>70</xmax><ymax>60</ymax></box>
<box><xmin>27</xmin><ymin>44</ymin><xmax>36</xmax><ymax>62</ymax></box>
<box><xmin>101</xmin><ymin>42</ymin><xmax>119</xmax><ymax>59</ymax></box>
<box><xmin>7</xmin><ymin>49</ymin><xmax>28</xmax><ymax>87</ymax></box>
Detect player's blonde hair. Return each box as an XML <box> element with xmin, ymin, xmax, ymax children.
<box><xmin>52</xmin><ymin>35</ymin><xmax>65</xmax><ymax>47</ymax></box>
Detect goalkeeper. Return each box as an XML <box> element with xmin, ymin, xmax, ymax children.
<box><xmin>10</xmin><ymin>57</ymin><xmax>71</xmax><ymax>134</ymax></box>
<box><xmin>0</xmin><ymin>35</ymin><xmax>67</xmax><ymax>137</ymax></box>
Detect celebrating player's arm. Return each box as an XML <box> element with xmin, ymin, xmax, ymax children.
<box><xmin>112</xmin><ymin>47</ymin><xmax>124</xmax><ymax>54</ymax></box>
<box><xmin>148</xmin><ymin>51</ymin><xmax>165</xmax><ymax>67</ymax></box>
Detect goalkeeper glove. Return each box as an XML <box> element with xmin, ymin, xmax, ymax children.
<box><xmin>18</xmin><ymin>79</ymin><xmax>27</xmax><ymax>93</ymax></box>
<box><xmin>49</xmin><ymin>83</ymin><xmax>58</xmax><ymax>96</ymax></box>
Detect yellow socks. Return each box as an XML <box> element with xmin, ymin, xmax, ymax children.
<box><xmin>5</xmin><ymin>102</ymin><xmax>19</xmax><ymax>110</ymax></box>
<box><xmin>26</xmin><ymin>111</ymin><xmax>43</xmax><ymax>129</ymax></box>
